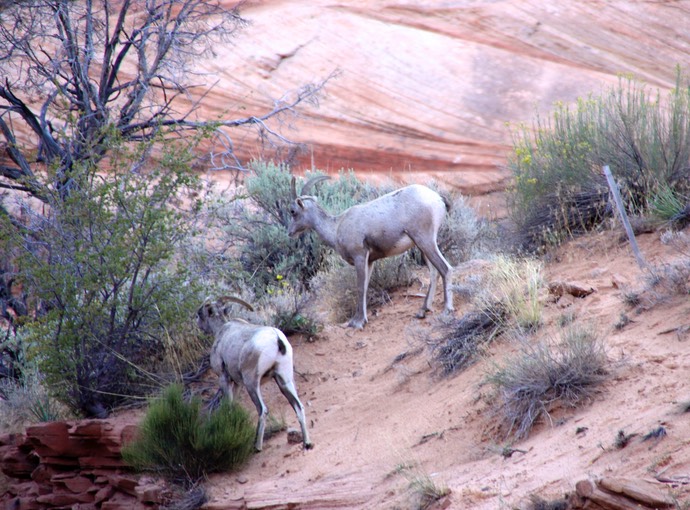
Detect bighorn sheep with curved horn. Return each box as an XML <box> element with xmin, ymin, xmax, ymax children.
<box><xmin>197</xmin><ymin>296</ymin><xmax>313</xmax><ymax>451</ymax></box>
<box><xmin>287</xmin><ymin>175</ymin><xmax>454</xmax><ymax>329</ymax></box>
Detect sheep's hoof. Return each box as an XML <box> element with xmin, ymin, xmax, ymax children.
<box><xmin>347</xmin><ymin>318</ymin><xmax>366</xmax><ymax>329</ymax></box>
<box><xmin>304</xmin><ymin>442</ymin><xmax>314</xmax><ymax>450</ymax></box>
<box><xmin>415</xmin><ymin>309</ymin><xmax>429</xmax><ymax>319</ymax></box>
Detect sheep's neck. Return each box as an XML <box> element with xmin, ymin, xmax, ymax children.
<box><xmin>311</xmin><ymin>207</ymin><xmax>340</xmax><ymax>248</ymax></box>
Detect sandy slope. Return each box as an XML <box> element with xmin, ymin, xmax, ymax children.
<box><xmin>197</xmin><ymin>227</ymin><xmax>690</xmax><ymax>509</ymax></box>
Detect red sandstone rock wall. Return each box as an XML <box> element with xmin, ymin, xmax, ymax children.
<box><xmin>0</xmin><ymin>419</ymin><xmax>164</xmax><ymax>510</ymax></box>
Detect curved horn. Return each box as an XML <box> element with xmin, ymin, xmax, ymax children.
<box><xmin>290</xmin><ymin>176</ymin><xmax>298</xmax><ymax>199</ymax></box>
<box><xmin>218</xmin><ymin>295</ymin><xmax>255</xmax><ymax>312</ymax></box>
<box><xmin>300</xmin><ymin>175</ymin><xmax>330</xmax><ymax>196</ymax></box>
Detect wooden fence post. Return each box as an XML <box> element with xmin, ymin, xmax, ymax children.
<box><xmin>602</xmin><ymin>165</ymin><xmax>649</xmax><ymax>271</ymax></box>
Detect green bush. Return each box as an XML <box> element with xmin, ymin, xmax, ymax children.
<box><xmin>3</xmin><ymin>133</ymin><xmax>209</xmax><ymax>417</ymax></box>
<box><xmin>509</xmin><ymin>67</ymin><xmax>690</xmax><ymax>249</ymax></box>
<box><xmin>122</xmin><ymin>384</ymin><xmax>254</xmax><ymax>485</ymax></box>
<box><xmin>487</xmin><ymin>325</ymin><xmax>608</xmax><ymax>439</ymax></box>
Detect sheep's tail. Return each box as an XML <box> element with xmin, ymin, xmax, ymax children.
<box><xmin>277</xmin><ymin>337</ymin><xmax>287</xmax><ymax>355</ymax></box>
<box><xmin>442</xmin><ymin>193</ymin><xmax>452</xmax><ymax>213</ymax></box>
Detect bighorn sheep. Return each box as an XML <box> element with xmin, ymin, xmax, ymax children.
<box><xmin>196</xmin><ymin>297</ymin><xmax>313</xmax><ymax>451</ymax></box>
<box><xmin>287</xmin><ymin>176</ymin><xmax>454</xmax><ymax>329</ymax></box>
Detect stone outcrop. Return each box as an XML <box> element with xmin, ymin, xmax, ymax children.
<box><xmin>569</xmin><ymin>477</ymin><xmax>675</xmax><ymax>509</ymax></box>
<box><xmin>0</xmin><ymin>419</ymin><xmax>166</xmax><ymax>510</ymax></box>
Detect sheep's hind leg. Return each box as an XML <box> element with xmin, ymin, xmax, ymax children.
<box><xmin>244</xmin><ymin>382</ymin><xmax>268</xmax><ymax>452</ymax></box>
<box><xmin>413</xmin><ymin>237</ymin><xmax>454</xmax><ymax>317</ymax></box>
<box><xmin>274</xmin><ymin>373</ymin><xmax>313</xmax><ymax>449</ymax></box>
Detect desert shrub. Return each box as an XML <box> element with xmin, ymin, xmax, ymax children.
<box><xmin>3</xmin><ymin>134</ymin><xmax>209</xmax><ymax>417</ymax></box>
<box><xmin>430</xmin><ymin>304</ymin><xmax>508</xmax><ymax>376</ymax></box>
<box><xmin>122</xmin><ymin>384</ymin><xmax>254</xmax><ymax>486</ymax></box>
<box><xmin>258</xmin><ymin>286</ymin><xmax>322</xmax><ymax>338</ymax></box>
<box><xmin>650</xmin><ymin>184</ymin><xmax>690</xmax><ymax>229</ymax></box>
<box><xmin>429</xmin><ymin>256</ymin><xmax>542</xmax><ymax>375</ymax></box>
<box><xmin>509</xmin><ymin>67</ymin><xmax>690</xmax><ymax>250</ymax></box>
<box><xmin>396</xmin><ymin>461</ymin><xmax>450</xmax><ymax>510</ymax></box>
<box><xmin>487</xmin><ymin>325</ymin><xmax>608</xmax><ymax>439</ymax></box>
<box><xmin>0</xmin><ymin>368</ymin><xmax>67</xmax><ymax>433</ymax></box>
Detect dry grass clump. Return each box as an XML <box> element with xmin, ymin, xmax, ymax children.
<box><xmin>477</xmin><ymin>255</ymin><xmax>545</xmax><ymax>332</ymax></box>
<box><xmin>486</xmin><ymin>325</ymin><xmax>608</xmax><ymax>440</ymax></box>
<box><xmin>430</xmin><ymin>255</ymin><xmax>545</xmax><ymax>376</ymax></box>
<box><xmin>515</xmin><ymin>184</ymin><xmax>611</xmax><ymax>252</ymax></box>
<box><xmin>430</xmin><ymin>304</ymin><xmax>507</xmax><ymax>376</ymax></box>
<box><xmin>395</xmin><ymin>461</ymin><xmax>450</xmax><ymax>510</ymax></box>
<box><xmin>0</xmin><ymin>372</ymin><xmax>67</xmax><ymax>432</ymax></box>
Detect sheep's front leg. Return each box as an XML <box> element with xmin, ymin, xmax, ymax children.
<box><xmin>416</xmin><ymin>257</ymin><xmax>438</xmax><ymax>319</ymax></box>
<box><xmin>348</xmin><ymin>254</ymin><xmax>372</xmax><ymax>329</ymax></box>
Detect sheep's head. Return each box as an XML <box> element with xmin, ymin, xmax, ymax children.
<box><xmin>287</xmin><ymin>175</ymin><xmax>330</xmax><ymax>238</ymax></box>
<box><xmin>196</xmin><ymin>296</ymin><xmax>254</xmax><ymax>335</ymax></box>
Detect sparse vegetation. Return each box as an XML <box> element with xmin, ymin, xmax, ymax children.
<box><xmin>479</xmin><ymin>256</ymin><xmax>545</xmax><ymax>331</ymax></box>
<box><xmin>122</xmin><ymin>384</ymin><xmax>255</xmax><ymax>486</ymax></box>
<box><xmin>408</xmin><ymin>471</ymin><xmax>450</xmax><ymax>510</ymax></box>
<box><xmin>396</xmin><ymin>461</ymin><xmax>450</xmax><ymax>510</ymax></box>
<box><xmin>614</xmin><ymin>429</ymin><xmax>637</xmax><ymax>449</ymax></box>
<box><xmin>487</xmin><ymin>325</ymin><xmax>608</xmax><ymax>440</ymax></box>
<box><xmin>430</xmin><ymin>255</ymin><xmax>544</xmax><ymax>375</ymax></box>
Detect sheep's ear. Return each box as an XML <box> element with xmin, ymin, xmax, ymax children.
<box><xmin>290</xmin><ymin>176</ymin><xmax>297</xmax><ymax>199</ymax></box>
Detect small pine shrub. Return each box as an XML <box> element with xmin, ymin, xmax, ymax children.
<box><xmin>487</xmin><ymin>325</ymin><xmax>608</xmax><ymax>440</ymax></box>
<box><xmin>650</xmin><ymin>184</ymin><xmax>690</xmax><ymax>229</ymax></box>
<box><xmin>122</xmin><ymin>384</ymin><xmax>254</xmax><ymax>486</ymax></box>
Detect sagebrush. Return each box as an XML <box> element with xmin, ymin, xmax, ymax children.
<box><xmin>509</xmin><ymin>67</ymin><xmax>690</xmax><ymax>250</ymax></box>
<box><xmin>487</xmin><ymin>325</ymin><xmax>608</xmax><ymax>439</ymax></box>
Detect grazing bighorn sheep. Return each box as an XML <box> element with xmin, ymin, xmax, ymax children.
<box><xmin>197</xmin><ymin>297</ymin><xmax>313</xmax><ymax>451</ymax></box>
<box><xmin>287</xmin><ymin>176</ymin><xmax>454</xmax><ymax>329</ymax></box>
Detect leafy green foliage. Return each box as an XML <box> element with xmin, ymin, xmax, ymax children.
<box><xmin>122</xmin><ymin>384</ymin><xmax>254</xmax><ymax>486</ymax></box>
<box><xmin>509</xmin><ymin>67</ymin><xmax>690</xmax><ymax>249</ymax></box>
<box><xmin>5</xmin><ymin>133</ymin><xmax>208</xmax><ymax>416</ymax></box>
